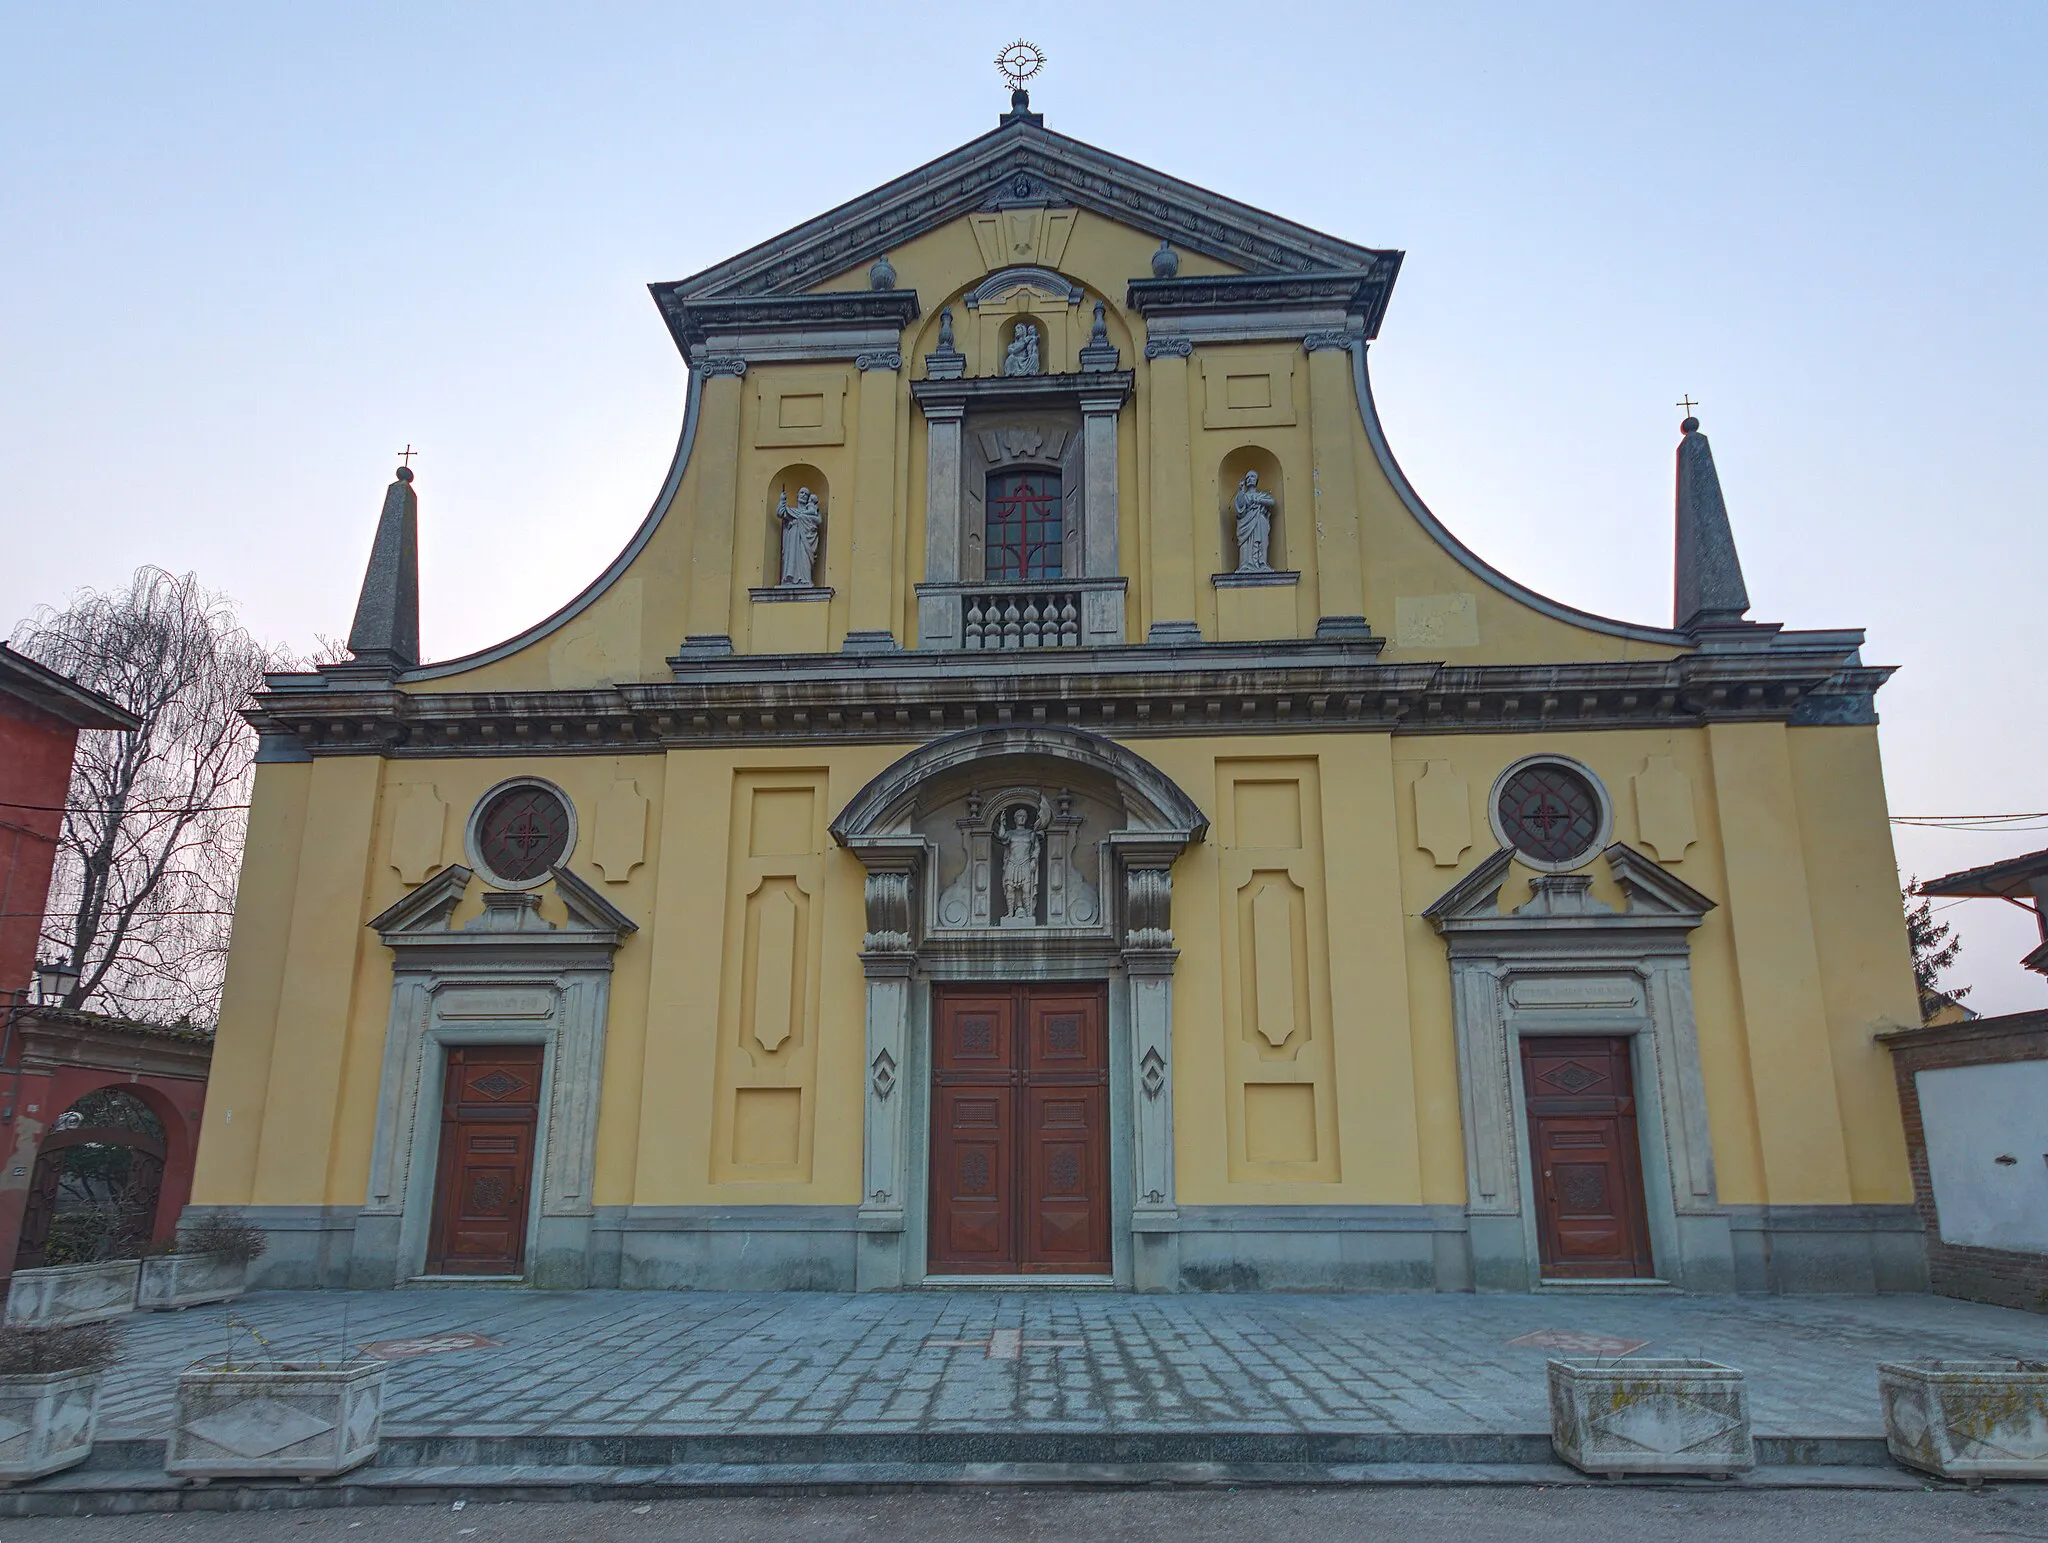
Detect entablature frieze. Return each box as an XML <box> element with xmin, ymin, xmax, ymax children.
<box><xmin>246</xmin><ymin>649</ymin><xmax>1890</xmax><ymax>759</ymax></box>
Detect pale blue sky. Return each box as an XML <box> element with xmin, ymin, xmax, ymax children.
<box><xmin>2</xmin><ymin>2</ymin><xmax>2041</xmax><ymax>1009</ymax></box>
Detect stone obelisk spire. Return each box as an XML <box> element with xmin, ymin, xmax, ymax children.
<box><xmin>1672</xmin><ymin>413</ymin><xmax>1751</xmax><ymax>633</ymax></box>
<box><xmin>345</xmin><ymin>462</ymin><xmax>421</xmax><ymax>671</ymax></box>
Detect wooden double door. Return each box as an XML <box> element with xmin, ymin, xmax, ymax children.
<box><xmin>929</xmin><ymin>985</ymin><xmax>1110</xmax><ymax>1276</ymax></box>
<box><xmin>1521</xmin><ymin>1035</ymin><xmax>1656</xmax><ymax>1280</ymax></box>
<box><xmin>426</xmin><ymin>1045</ymin><xmax>541</xmax><ymax>1277</ymax></box>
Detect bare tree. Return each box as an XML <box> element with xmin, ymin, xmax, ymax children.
<box><xmin>12</xmin><ymin>568</ymin><xmax>291</xmax><ymax>1025</ymax></box>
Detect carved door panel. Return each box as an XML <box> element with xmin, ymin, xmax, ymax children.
<box><xmin>427</xmin><ymin>1045</ymin><xmax>542</xmax><ymax>1276</ymax></box>
<box><xmin>1521</xmin><ymin>1036</ymin><xmax>1654</xmax><ymax>1280</ymax></box>
<box><xmin>929</xmin><ymin>993</ymin><xmax>1017</xmax><ymax>1272</ymax></box>
<box><xmin>929</xmin><ymin>985</ymin><xmax>1108</xmax><ymax>1276</ymax></box>
<box><xmin>1020</xmin><ymin>992</ymin><xmax>1109</xmax><ymax>1273</ymax></box>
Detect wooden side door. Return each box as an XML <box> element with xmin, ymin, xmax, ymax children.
<box><xmin>1522</xmin><ymin>1036</ymin><xmax>1655</xmax><ymax>1280</ymax></box>
<box><xmin>1020</xmin><ymin>989</ymin><xmax>1109</xmax><ymax>1274</ymax></box>
<box><xmin>426</xmin><ymin>1045</ymin><xmax>542</xmax><ymax>1276</ymax></box>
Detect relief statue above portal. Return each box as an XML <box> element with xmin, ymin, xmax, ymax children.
<box><xmin>929</xmin><ymin>786</ymin><xmax>1100</xmax><ymax>932</ymax></box>
<box><xmin>1002</xmin><ymin>322</ymin><xmax>1042</xmax><ymax>377</ymax></box>
<box><xmin>998</xmin><ymin>806</ymin><xmax>1042</xmax><ymax>925</ymax></box>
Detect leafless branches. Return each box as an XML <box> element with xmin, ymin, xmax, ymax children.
<box><xmin>12</xmin><ymin>568</ymin><xmax>292</xmax><ymax>1025</ymax></box>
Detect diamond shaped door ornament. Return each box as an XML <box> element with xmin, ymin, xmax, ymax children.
<box><xmin>468</xmin><ymin>1069</ymin><xmax>524</xmax><ymax>1100</ymax></box>
<box><xmin>1541</xmin><ymin>1062</ymin><xmax>1601</xmax><ymax>1093</ymax></box>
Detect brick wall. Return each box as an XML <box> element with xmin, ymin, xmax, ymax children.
<box><xmin>1882</xmin><ymin>1011</ymin><xmax>2048</xmax><ymax>1314</ymax></box>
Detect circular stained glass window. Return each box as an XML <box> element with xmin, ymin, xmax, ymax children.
<box><xmin>1495</xmin><ymin>761</ymin><xmax>1604</xmax><ymax>868</ymax></box>
<box><xmin>474</xmin><ymin>783</ymin><xmax>571</xmax><ymax>884</ymax></box>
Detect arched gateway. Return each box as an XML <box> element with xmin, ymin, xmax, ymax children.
<box><xmin>831</xmin><ymin>727</ymin><xmax>1205</xmax><ymax>1288</ymax></box>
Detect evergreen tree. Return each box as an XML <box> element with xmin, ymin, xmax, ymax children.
<box><xmin>1903</xmin><ymin>879</ymin><xmax>1971</xmax><ymax>1021</ymax></box>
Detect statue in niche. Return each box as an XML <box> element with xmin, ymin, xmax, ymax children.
<box><xmin>999</xmin><ymin>806</ymin><xmax>1042</xmax><ymax>924</ymax></box>
<box><xmin>775</xmin><ymin>486</ymin><xmax>822</xmax><ymax>587</ymax></box>
<box><xmin>1003</xmin><ymin>321</ymin><xmax>1041</xmax><ymax>377</ymax></box>
<box><xmin>1232</xmin><ymin>470</ymin><xmax>1277</xmax><ymax>574</ymax></box>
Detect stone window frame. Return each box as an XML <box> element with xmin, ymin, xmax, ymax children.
<box><xmin>465</xmin><ymin>776</ymin><xmax>580</xmax><ymax>891</ymax></box>
<box><xmin>1487</xmin><ymin>753</ymin><xmax>1612</xmax><ymax>875</ymax></box>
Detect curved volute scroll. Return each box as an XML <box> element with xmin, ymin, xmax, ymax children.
<box><xmin>830</xmin><ymin>725</ymin><xmax>1207</xmax><ymax>958</ymax></box>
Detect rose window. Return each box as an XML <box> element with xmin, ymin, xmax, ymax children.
<box><xmin>476</xmin><ymin>785</ymin><xmax>571</xmax><ymax>883</ymax></box>
<box><xmin>1496</xmin><ymin>763</ymin><xmax>1603</xmax><ymax>867</ymax></box>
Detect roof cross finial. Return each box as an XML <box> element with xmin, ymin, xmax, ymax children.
<box><xmin>1676</xmin><ymin>395</ymin><xmax>1698</xmax><ymax>422</ymax></box>
<box><xmin>995</xmin><ymin>40</ymin><xmax>1046</xmax><ymax>92</ymax></box>
<box><xmin>396</xmin><ymin>443</ymin><xmax>418</xmax><ymax>470</ymax></box>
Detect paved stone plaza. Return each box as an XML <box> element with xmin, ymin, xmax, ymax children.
<box><xmin>89</xmin><ymin>1288</ymin><xmax>2044</xmax><ymax>1441</ymax></box>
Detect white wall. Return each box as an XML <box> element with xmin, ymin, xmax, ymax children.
<box><xmin>1918</xmin><ymin>1061</ymin><xmax>2048</xmax><ymax>1254</ymax></box>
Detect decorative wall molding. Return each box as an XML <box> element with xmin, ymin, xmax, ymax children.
<box><xmin>854</xmin><ymin>350</ymin><xmax>903</xmax><ymax>372</ymax></box>
<box><xmin>250</xmin><ymin>645</ymin><xmax>1889</xmax><ymax>760</ymax></box>
<box><xmin>1143</xmin><ymin>336</ymin><xmax>1193</xmax><ymax>360</ymax></box>
<box><xmin>695</xmin><ymin>355</ymin><xmax>748</xmax><ymax>378</ymax></box>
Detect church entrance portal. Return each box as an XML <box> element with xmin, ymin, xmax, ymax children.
<box><xmin>1521</xmin><ymin>1036</ymin><xmax>1655</xmax><ymax>1280</ymax></box>
<box><xmin>929</xmin><ymin>984</ymin><xmax>1110</xmax><ymax>1277</ymax></box>
<box><xmin>426</xmin><ymin>1045</ymin><xmax>542</xmax><ymax>1277</ymax></box>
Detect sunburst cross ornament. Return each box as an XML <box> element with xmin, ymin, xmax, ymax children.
<box><xmin>995</xmin><ymin>39</ymin><xmax>1046</xmax><ymax>91</ymax></box>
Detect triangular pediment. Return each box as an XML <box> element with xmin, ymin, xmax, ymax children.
<box><xmin>367</xmin><ymin>864</ymin><xmax>473</xmax><ymax>936</ymax></box>
<box><xmin>659</xmin><ymin>117</ymin><xmax>1400</xmax><ymax>303</ymax></box>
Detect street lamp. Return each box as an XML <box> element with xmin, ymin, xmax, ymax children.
<box><xmin>33</xmin><ymin>961</ymin><xmax>79</xmax><ymax>1007</ymax></box>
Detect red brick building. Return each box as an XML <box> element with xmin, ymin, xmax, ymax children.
<box><xmin>0</xmin><ymin>643</ymin><xmax>137</xmax><ymax>1000</ymax></box>
<box><xmin>0</xmin><ymin>644</ymin><xmax>212</xmax><ymax>1277</ymax></box>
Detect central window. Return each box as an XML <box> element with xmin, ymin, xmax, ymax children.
<box><xmin>985</xmin><ymin>468</ymin><xmax>1063</xmax><ymax>580</ymax></box>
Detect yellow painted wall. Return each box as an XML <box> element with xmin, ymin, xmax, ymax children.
<box><xmin>407</xmin><ymin>205</ymin><xmax>1678</xmax><ymax>695</ymax></box>
<box><xmin>197</xmin><ymin>723</ymin><xmax>1917</xmax><ymax>1218</ymax></box>
<box><xmin>199</xmin><ymin>184</ymin><xmax>1917</xmax><ymax>1236</ymax></box>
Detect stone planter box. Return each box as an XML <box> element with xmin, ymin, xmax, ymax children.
<box><xmin>1879</xmin><ymin>1360</ymin><xmax>2048</xmax><ymax>1481</ymax></box>
<box><xmin>3</xmin><ymin>1260</ymin><xmax>139</xmax><ymax>1329</ymax></box>
<box><xmin>166</xmin><ymin>1361</ymin><xmax>386</xmax><ymax>1480</ymax></box>
<box><xmin>0</xmin><ymin>1369</ymin><xmax>101</xmax><ymax>1483</ymax></box>
<box><xmin>1548</xmin><ymin>1357</ymin><xmax>1756</xmax><ymax>1477</ymax></box>
<box><xmin>137</xmin><ymin>1253</ymin><xmax>248</xmax><ymax>1312</ymax></box>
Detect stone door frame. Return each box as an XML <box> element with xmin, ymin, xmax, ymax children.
<box><xmin>357</xmin><ymin>863</ymin><xmax>636</xmax><ymax>1289</ymax></box>
<box><xmin>1426</xmin><ymin>843</ymin><xmax>1734</xmax><ymax>1292</ymax></box>
<box><xmin>831</xmin><ymin>726</ymin><xmax>1205</xmax><ymax>1291</ymax></box>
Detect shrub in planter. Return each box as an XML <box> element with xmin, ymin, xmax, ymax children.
<box><xmin>166</xmin><ymin>1319</ymin><xmax>385</xmax><ymax>1481</ymax></box>
<box><xmin>3</xmin><ymin>1258</ymin><xmax>139</xmax><ymax>1329</ymax></box>
<box><xmin>1548</xmin><ymin>1356</ymin><xmax>1756</xmax><ymax>1477</ymax></box>
<box><xmin>138</xmin><ymin>1212</ymin><xmax>268</xmax><ymax>1312</ymax></box>
<box><xmin>1879</xmin><ymin>1360</ymin><xmax>2048</xmax><ymax>1481</ymax></box>
<box><xmin>0</xmin><ymin>1321</ymin><xmax>118</xmax><ymax>1482</ymax></box>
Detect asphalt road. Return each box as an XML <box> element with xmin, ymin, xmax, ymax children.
<box><xmin>3</xmin><ymin>1486</ymin><xmax>2047</xmax><ymax>1542</ymax></box>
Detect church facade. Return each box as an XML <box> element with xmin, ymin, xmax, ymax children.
<box><xmin>192</xmin><ymin>93</ymin><xmax>1928</xmax><ymax>1296</ymax></box>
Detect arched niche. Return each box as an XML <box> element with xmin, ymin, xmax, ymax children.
<box><xmin>763</xmin><ymin>463</ymin><xmax>828</xmax><ymax>588</ymax></box>
<box><xmin>1220</xmin><ymin>445</ymin><xmax>1288</xmax><ymax>573</ymax></box>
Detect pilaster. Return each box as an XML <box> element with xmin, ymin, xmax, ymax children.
<box><xmin>1142</xmin><ymin>341</ymin><xmax>1197</xmax><ymax>640</ymax></box>
<box><xmin>251</xmin><ymin>755</ymin><xmax>383</xmax><ymax>1207</ymax></box>
<box><xmin>918</xmin><ymin>403</ymin><xmax>967</xmax><ymax>649</ymax></box>
<box><xmin>1707</xmin><ymin>720</ymin><xmax>1854</xmax><ymax>1204</ymax></box>
<box><xmin>848</xmin><ymin>354</ymin><xmax>903</xmax><ymax>646</ymax></box>
<box><xmin>683</xmin><ymin>366</ymin><xmax>746</xmax><ymax>655</ymax></box>
<box><xmin>1305</xmin><ymin>337</ymin><xmax>1366</xmax><ymax>631</ymax></box>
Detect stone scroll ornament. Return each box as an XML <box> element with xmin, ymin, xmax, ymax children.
<box><xmin>1232</xmin><ymin>471</ymin><xmax>1276</xmax><ymax>573</ymax></box>
<box><xmin>1002</xmin><ymin>321</ymin><xmax>1042</xmax><ymax>377</ymax></box>
<box><xmin>775</xmin><ymin>486</ymin><xmax>823</xmax><ymax>587</ymax></box>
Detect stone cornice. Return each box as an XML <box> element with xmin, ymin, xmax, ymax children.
<box><xmin>246</xmin><ymin>643</ymin><xmax>1889</xmax><ymax>758</ymax></box>
<box><xmin>1125</xmin><ymin>269</ymin><xmax>1400</xmax><ymax>341</ymax></box>
<box><xmin>657</xmin><ymin>290</ymin><xmax>924</xmax><ymax>360</ymax></box>
<box><xmin>911</xmin><ymin>370</ymin><xmax>1134</xmax><ymax>412</ymax></box>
